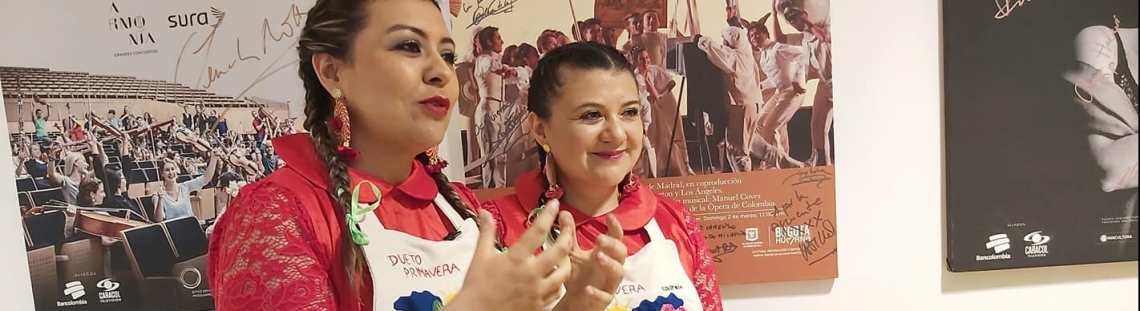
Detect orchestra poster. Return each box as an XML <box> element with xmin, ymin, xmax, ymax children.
<box><xmin>943</xmin><ymin>0</ymin><xmax>1138</xmax><ymax>272</ymax></box>
<box><xmin>0</xmin><ymin>0</ymin><xmax>352</xmax><ymax>309</ymax></box>
<box><xmin>452</xmin><ymin>0</ymin><xmax>838</xmax><ymax>284</ymax></box>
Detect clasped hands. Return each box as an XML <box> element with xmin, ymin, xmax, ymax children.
<box><xmin>454</xmin><ymin>199</ymin><xmax>629</xmax><ymax>311</ymax></box>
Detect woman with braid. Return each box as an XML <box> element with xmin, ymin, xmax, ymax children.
<box><xmin>206</xmin><ymin>1</ymin><xmax>582</xmax><ymax>310</ymax></box>
<box><xmin>483</xmin><ymin>42</ymin><xmax>725</xmax><ymax>311</ymax></box>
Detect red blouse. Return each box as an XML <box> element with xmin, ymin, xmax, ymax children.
<box><xmin>481</xmin><ymin>170</ymin><xmax>724</xmax><ymax>311</ymax></box>
<box><xmin>207</xmin><ymin>134</ymin><xmax>483</xmax><ymax>311</ymax></box>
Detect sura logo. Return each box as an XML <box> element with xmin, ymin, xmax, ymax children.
<box><xmin>57</xmin><ymin>281</ymin><xmax>88</xmax><ymax>307</ymax></box>
<box><xmin>168</xmin><ymin>7</ymin><xmax>223</xmax><ymax>28</ymax></box>
<box><xmin>1023</xmin><ymin>231</ymin><xmax>1050</xmax><ymax>258</ymax></box>
<box><xmin>976</xmin><ymin>233</ymin><xmax>1012</xmax><ymax>261</ymax></box>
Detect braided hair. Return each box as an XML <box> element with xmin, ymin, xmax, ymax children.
<box><xmin>296</xmin><ymin>0</ymin><xmax>480</xmax><ymax>301</ymax></box>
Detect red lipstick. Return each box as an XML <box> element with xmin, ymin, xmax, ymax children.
<box><xmin>420</xmin><ymin>95</ymin><xmax>452</xmax><ymax>118</ymax></box>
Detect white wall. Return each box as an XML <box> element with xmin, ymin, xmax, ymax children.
<box><xmin>0</xmin><ymin>0</ymin><xmax>1136</xmax><ymax>311</ymax></box>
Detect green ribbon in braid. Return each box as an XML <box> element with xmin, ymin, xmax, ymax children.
<box><xmin>339</xmin><ymin>181</ymin><xmax>382</xmax><ymax>246</ymax></box>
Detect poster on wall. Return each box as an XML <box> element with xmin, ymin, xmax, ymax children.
<box><xmin>452</xmin><ymin>0</ymin><xmax>838</xmax><ymax>284</ymax></box>
<box><xmin>944</xmin><ymin>0</ymin><xmax>1139</xmax><ymax>272</ymax></box>
<box><xmin>0</xmin><ymin>0</ymin><xmax>332</xmax><ymax>309</ymax></box>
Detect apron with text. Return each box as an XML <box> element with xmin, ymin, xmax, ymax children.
<box><xmin>546</xmin><ymin>218</ymin><xmax>705</xmax><ymax>311</ymax></box>
<box><xmin>357</xmin><ymin>194</ymin><xmax>479</xmax><ymax>311</ymax></box>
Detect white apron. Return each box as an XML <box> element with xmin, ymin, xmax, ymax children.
<box><xmin>357</xmin><ymin>194</ymin><xmax>479</xmax><ymax>311</ymax></box>
<box><xmin>546</xmin><ymin>218</ymin><xmax>705</xmax><ymax>311</ymax></box>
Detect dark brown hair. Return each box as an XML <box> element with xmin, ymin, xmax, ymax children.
<box><xmin>525</xmin><ymin>42</ymin><xmax>637</xmax><ymax>238</ymax></box>
<box><xmin>296</xmin><ymin>0</ymin><xmax>481</xmax><ymax>301</ymax></box>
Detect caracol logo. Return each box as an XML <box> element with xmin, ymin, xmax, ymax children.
<box><xmin>96</xmin><ymin>278</ymin><xmax>123</xmax><ymax>303</ymax></box>
<box><xmin>96</xmin><ymin>278</ymin><xmax>120</xmax><ymax>292</ymax></box>
<box><xmin>976</xmin><ymin>233</ymin><xmax>1012</xmax><ymax>261</ymax></box>
<box><xmin>1023</xmin><ymin>231</ymin><xmax>1050</xmax><ymax>258</ymax></box>
<box><xmin>63</xmin><ymin>281</ymin><xmax>85</xmax><ymax>300</ymax></box>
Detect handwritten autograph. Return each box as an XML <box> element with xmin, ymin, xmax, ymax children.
<box><xmin>464</xmin><ymin>0</ymin><xmax>518</xmax><ymax>29</ymax></box>
<box><xmin>709</xmin><ymin>242</ymin><xmax>738</xmax><ymax>263</ymax></box>
<box><xmin>175</xmin><ymin>4</ymin><xmax>307</xmax><ymax>91</ymax></box>
<box><xmin>993</xmin><ymin>0</ymin><xmax>1032</xmax><ymax>20</ymax></box>
<box><xmin>782</xmin><ymin>166</ymin><xmax>833</xmax><ymax>188</ymax></box>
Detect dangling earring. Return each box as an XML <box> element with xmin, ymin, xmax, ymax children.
<box><xmin>620</xmin><ymin>173</ymin><xmax>640</xmax><ymax>196</ymax></box>
<box><xmin>542</xmin><ymin>144</ymin><xmax>563</xmax><ymax>199</ymax></box>
<box><xmin>329</xmin><ymin>88</ymin><xmax>359</xmax><ymax>162</ymax></box>
<box><xmin>425</xmin><ymin>146</ymin><xmax>448</xmax><ymax>173</ymax></box>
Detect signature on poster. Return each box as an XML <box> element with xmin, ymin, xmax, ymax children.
<box><xmin>464</xmin><ymin>0</ymin><xmax>518</xmax><ymax>29</ymax></box>
<box><xmin>709</xmin><ymin>241</ymin><xmax>738</xmax><ymax>263</ymax></box>
<box><xmin>782</xmin><ymin>166</ymin><xmax>832</xmax><ymax>188</ymax></box>
<box><xmin>993</xmin><ymin>0</ymin><xmax>1033</xmax><ymax>20</ymax></box>
<box><xmin>174</xmin><ymin>4</ymin><xmax>307</xmax><ymax>96</ymax></box>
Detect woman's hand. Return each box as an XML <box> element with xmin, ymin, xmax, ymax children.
<box><xmin>552</xmin><ymin>215</ymin><xmax>627</xmax><ymax>311</ymax></box>
<box><xmin>450</xmin><ymin>199</ymin><xmax>577</xmax><ymax>311</ymax></box>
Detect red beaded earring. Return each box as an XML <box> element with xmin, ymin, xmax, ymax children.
<box><xmin>329</xmin><ymin>88</ymin><xmax>359</xmax><ymax>162</ymax></box>
<box><xmin>425</xmin><ymin>146</ymin><xmax>448</xmax><ymax>173</ymax></box>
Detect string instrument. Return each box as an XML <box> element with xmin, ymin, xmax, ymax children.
<box><xmin>41</xmin><ymin>200</ymin><xmax>150</xmax><ymax>239</ymax></box>
<box><xmin>226</xmin><ymin>147</ymin><xmax>263</xmax><ymax>179</ymax></box>
<box><xmin>87</xmin><ymin>113</ymin><xmax>126</xmax><ymax>139</ymax></box>
<box><xmin>256</xmin><ymin>106</ymin><xmax>279</xmax><ymax>138</ymax></box>
<box><xmin>16</xmin><ymin>75</ymin><xmax>24</xmax><ymax>133</ymax></box>
<box><xmin>172</xmin><ymin>127</ymin><xmax>212</xmax><ymax>153</ymax></box>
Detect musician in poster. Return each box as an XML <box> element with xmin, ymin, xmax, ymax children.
<box><xmin>453</xmin><ymin>0</ymin><xmax>838</xmax><ymax>285</ymax></box>
<box><xmin>4</xmin><ymin>66</ymin><xmax>288</xmax><ymax>309</ymax></box>
<box><xmin>944</xmin><ymin>0</ymin><xmax>1138</xmax><ymax>271</ymax></box>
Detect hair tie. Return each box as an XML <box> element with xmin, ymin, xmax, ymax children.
<box><xmin>339</xmin><ymin>181</ymin><xmax>382</xmax><ymax>246</ymax></box>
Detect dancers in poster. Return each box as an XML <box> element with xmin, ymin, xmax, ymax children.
<box><xmin>775</xmin><ymin>0</ymin><xmax>833</xmax><ymax>166</ymax></box>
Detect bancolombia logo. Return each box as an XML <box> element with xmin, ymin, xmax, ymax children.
<box><xmin>168</xmin><ymin>7</ymin><xmax>223</xmax><ymax>28</ymax></box>
<box><xmin>976</xmin><ymin>233</ymin><xmax>1012</xmax><ymax>261</ymax></box>
<box><xmin>108</xmin><ymin>2</ymin><xmax>156</xmax><ymax>45</ymax></box>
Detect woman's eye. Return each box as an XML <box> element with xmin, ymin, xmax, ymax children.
<box><xmin>580</xmin><ymin>111</ymin><xmax>603</xmax><ymax>120</ymax></box>
<box><xmin>397</xmin><ymin>41</ymin><xmax>422</xmax><ymax>53</ymax></box>
<box><xmin>441</xmin><ymin>52</ymin><xmax>458</xmax><ymax>65</ymax></box>
<box><xmin>622</xmin><ymin>108</ymin><xmax>640</xmax><ymax>117</ymax></box>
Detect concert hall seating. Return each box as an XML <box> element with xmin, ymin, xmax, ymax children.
<box><xmin>120</xmin><ymin>216</ymin><xmax>212</xmax><ymax>310</ymax></box>
<box><xmin>0</xmin><ymin>66</ymin><xmax>253</xmax><ymax>108</ymax></box>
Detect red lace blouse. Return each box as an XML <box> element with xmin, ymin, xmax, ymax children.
<box><xmin>481</xmin><ymin>170</ymin><xmax>724</xmax><ymax>311</ymax></box>
<box><xmin>206</xmin><ymin>134</ymin><xmax>483</xmax><ymax>311</ymax></box>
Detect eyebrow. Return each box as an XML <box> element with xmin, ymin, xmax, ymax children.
<box><xmin>386</xmin><ymin>24</ymin><xmax>456</xmax><ymax>47</ymax></box>
<box><xmin>572</xmin><ymin>100</ymin><xmax>642</xmax><ymax>111</ymax></box>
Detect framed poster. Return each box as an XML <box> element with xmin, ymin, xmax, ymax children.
<box><xmin>0</xmin><ymin>0</ymin><xmax>332</xmax><ymax>309</ymax></box>
<box><xmin>451</xmin><ymin>0</ymin><xmax>838</xmax><ymax>284</ymax></box>
<box><xmin>944</xmin><ymin>0</ymin><xmax>1138</xmax><ymax>271</ymax></box>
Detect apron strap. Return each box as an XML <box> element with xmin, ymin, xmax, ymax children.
<box><xmin>643</xmin><ymin>218</ymin><xmax>667</xmax><ymax>242</ymax></box>
<box><xmin>359</xmin><ymin>194</ymin><xmax>466</xmax><ymax>231</ymax></box>
<box><xmin>433</xmin><ymin>194</ymin><xmax>467</xmax><ymax>228</ymax></box>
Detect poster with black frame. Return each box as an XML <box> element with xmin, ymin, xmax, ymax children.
<box><xmin>944</xmin><ymin>0</ymin><xmax>1139</xmax><ymax>272</ymax></box>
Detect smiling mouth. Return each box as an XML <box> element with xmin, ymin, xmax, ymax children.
<box><xmin>591</xmin><ymin>151</ymin><xmax>625</xmax><ymax>160</ymax></box>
